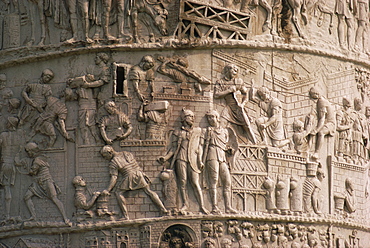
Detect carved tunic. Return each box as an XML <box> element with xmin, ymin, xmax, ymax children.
<box><xmin>99</xmin><ymin>112</ymin><xmax>131</xmax><ymax>142</ymax></box>
<box><xmin>173</xmin><ymin>126</ymin><xmax>203</xmax><ymax>173</ymax></box>
<box><xmin>109</xmin><ymin>151</ymin><xmax>149</xmax><ymax>191</ymax></box>
<box><xmin>28</xmin><ymin>156</ymin><xmax>61</xmax><ymax>199</ymax></box>
<box><xmin>335</xmin><ymin>0</ymin><xmax>356</xmax><ymax>17</ymax></box>
<box><xmin>0</xmin><ymin>130</ymin><xmax>23</xmax><ymax>186</ymax></box>
<box><xmin>20</xmin><ymin>82</ymin><xmax>52</xmax><ymax>123</ymax></box>
<box><xmin>317</xmin><ymin>97</ymin><xmax>336</xmax><ymax>134</ymax></box>
<box><xmin>204</xmin><ymin>127</ymin><xmax>228</xmax><ymax>163</ymax></box>
<box><xmin>129</xmin><ymin>65</ymin><xmax>155</xmax><ymax>95</ymax></box>
<box><xmin>33</xmin><ymin>97</ymin><xmax>68</xmax><ymax>135</ymax></box>
<box><xmin>214</xmin><ymin>77</ymin><xmax>249</xmax><ymax>126</ymax></box>
<box><xmin>259</xmin><ymin>97</ymin><xmax>284</xmax><ymax>141</ymax></box>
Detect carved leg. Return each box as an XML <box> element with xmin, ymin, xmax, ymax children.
<box><xmin>207</xmin><ymin>160</ymin><xmax>221</xmax><ymax>214</ymax></box>
<box><xmin>291</xmin><ymin>8</ymin><xmax>306</xmax><ymax>38</ymax></box>
<box><xmin>4</xmin><ymin>185</ymin><xmax>11</xmax><ymax>219</ymax></box>
<box><xmin>190</xmin><ymin>170</ymin><xmax>209</xmax><ymax>214</ymax></box>
<box><xmin>259</xmin><ymin>0</ymin><xmax>272</xmax><ymax>32</ymax></box>
<box><xmin>115</xmin><ymin>191</ymin><xmax>129</xmax><ymax>220</ymax></box>
<box><xmin>220</xmin><ymin>162</ymin><xmax>238</xmax><ymax>214</ymax></box>
<box><xmin>176</xmin><ymin>161</ymin><xmax>188</xmax><ymax>211</ymax></box>
<box><xmin>80</xmin><ymin>0</ymin><xmax>92</xmax><ymax>43</ymax></box>
<box><xmin>24</xmin><ymin>190</ymin><xmax>37</xmax><ymax>221</ymax></box>
<box><xmin>117</xmin><ymin>0</ymin><xmax>125</xmax><ymax>38</ymax></box>
<box><xmin>37</xmin><ymin>0</ymin><xmax>46</xmax><ymax>45</ymax></box>
<box><xmin>346</xmin><ymin>18</ymin><xmax>355</xmax><ymax>51</ymax></box>
<box><xmin>131</xmin><ymin>11</ymin><xmax>140</xmax><ymax>43</ymax></box>
<box><xmin>337</xmin><ymin>15</ymin><xmax>347</xmax><ymax>49</ymax></box>
<box><xmin>143</xmin><ymin>186</ymin><xmax>169</xmax><ymax>215</ymax></box>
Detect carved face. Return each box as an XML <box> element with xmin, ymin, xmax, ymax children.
<box><xmin>225</xmin><ymin>65</ymin><xmax>238</xmax><ymax>79</ymax></box>
<box><xmin>101</xmin><ymin>150</ymin><xmax>113</xmax><ymax>160</ymax></box>
<box><xmin>184</xmin><ymin>113</ymin><xmax>194</xmax><ymax>126</ymax></box>
<box><xmin>42</xmin><ymin>71</ymin><xmax>54</xmax><ymax>84</ymax></box>
<box><xmin>207</xmin><ymin>114</ymin><xmax>218</xmax><ymax>127</ymax></box>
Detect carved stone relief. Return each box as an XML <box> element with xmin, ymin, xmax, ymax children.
<box><xmin>1</xmin><ymin>0</ymin><xmax>370</xmax><ymax>247</ymax></box>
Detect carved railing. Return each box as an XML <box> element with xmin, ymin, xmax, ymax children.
<box><xmin>175</xmin><ymin>0</ymin><xmax>252</xmax><ymax>40</ymax></box>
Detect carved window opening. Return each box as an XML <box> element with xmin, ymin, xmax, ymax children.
<box><xmin>113</xmin><ymin>63</ymin><xmax>131</xmax><ymax>97</ymax></box>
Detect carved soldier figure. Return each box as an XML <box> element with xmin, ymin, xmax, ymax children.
<box><xmin>203</xmin><ymin>110</ymin><xmax>238</xmax><ymax>214</ymax></box>
<box><xmin>29</xmin><ymin>96</ymin><xmax>74</xmax><ymax>148</ymax></box>
<box><xmin>0</xmin><ymin>117</ymin><xmax>24</xmax><ymax>220</ymax></box>
<box><xmin>19</xmin><ymin>69</ymin><xmax>53</xmax><ymax>126</ymax></box>
<box><xmin>336</xmin><ymin>97</ymin><xmax>354</xmax><ymax>162</ymax></box>
<box><xmin>129</xmin><ymin>55</ymin><xmax>155</xmax><ymax>102</ymax></box>
<box><xmin>344</xmin><ymin>178</ymin><xmax>356</xmax><ymax>214</ymax></box>
<box><xmin>335</xmin><ymin>0</ymin><xmax>356</xmax><ymax>50</ymax></box>
<box><xmin>292</xmin><ymin>119</ymin><xmax>310</xmax><ymax>157</ymax></box>
<box><xmin>157</xmin><ymin>56</ymin><xmax>211</xmax><ymax>93</ymax></box>
<box><xmin>159</xmin><ymin>108</ymin><xmax>209</xmax><ymax>214</ymax></box>
<box><xmin>214</xmin><ymin>64</ymin><xmax>256</xmax><ymax>145</ymax></box>
<box><xmin>100</xmin><ymin>145</ymin><xmax>168</xmax><ymax>220</ymax></box>
<box><xmin>16</xmin><ymin>142</ymin><xmax>70</xmax><ymax>224</ymax></box>
<box><xmin>65</xmin><ymin>0</ymin><xmax>93</xmax><ymax>43</ymax></box>
<box><xmin>352</xmin><ymin>97</ymin><xmax>368</xmax><ymax>164</ymax></box>
<box><xmin>308</xmin><ymin>87</ymin><xmax>336</xmax><ymax>160</ymax></box>
<box><xmin>67</xmin><ymin>53</ymin><xmax>110</xmax><ymax>145</ymax></box>
<box><xmin>354</xmin><ymin>0</ymin><xmax>369</xmax><ymax>52</ymax></box>
<box><xmin>73</xmin><ymin>176</ymin><xmax>100</xmax><ymax>219</ymax></box>
<box><xmin>251</xmin><ymin>86</ymin><xmax>290</xmax><ymax>148</ymax></box>
<box><xmin>99</xmin><ymin>101</ymin><xmax>133</xmax><ymax>145</ymax></box>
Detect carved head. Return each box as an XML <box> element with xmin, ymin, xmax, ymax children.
<box><xmin>41</xmin><ymin>69</ymin><xmax>54</xmax><ymax>84</ymax></box>
<box><xmin>153</xmin><ymin>4</ymin><xmax>168</xmax><ymax>36</ymax></box>
<box><xmin>366</xmin><ymin>106</ymin><xmax>370</xmax><ymax>117</ymax></box>
<box><xmin>345</xmin><ymin>178</ymin><xmax>354</xmax><ymax>192</ymax></box>
<box><xmin>293</xmin><ymin>119</ymin><xmax>304</xmax><ymax>132</ymax></box>
<box><xmin>342</xmin><ymin>97</ymin><xmax>351</xmax><ymax>109</ymax></box>
<box><xmin>95</xmin><ymin>53</ymin><xmax>109</xmax><ymax>64</ymax></box>
<box><xmin>140</xmin><ymin>56</ymin><xmax>155</xmax><ymax>71</ymax></box>
<box><xmin>104</xmin><ymin>101</ymin><xmax>118</xmax><ymax>115</ymax></box>
<box><xmin>206</xmin><ymin>110</ymin><xmax>220</xmax><ymax>127</ymax></box>
<box><xmin>101</xmin><ymin>145</ymin><xmax>115</xmax><ymax>160</ymax></box>
<box><xmin>6</xmin><ymin>116</ymin><xmax>19</xmax><ymax>130</ymax></box>
<box><xmin>204</xmin><ymin>238</ymin><xmax>216</xmax><ymax>248</ymax></box>
<box><xmin>354</xmin><ymin>97</ymin><xmax>362</xmax><ymax>111</ymax></box>
<box><xmin>176</xmin><ymin>57</ymin><xmax>189</xmax><ymax>68</ymax></box>
<box><xmin>181</xmin><ymin>108</ymin><xmax>194</xmax><ymax>126</ymax></box>
<box><xmin>223</xmin><ymin>64</ymin><xmax>239</xmax><ymax>80</ymax></box>
<box><xmin>220</xmin><ymin>238</ymin><xmax>232</xmax><ymax>248</ymax></box>
<box><xmin>25</xmin><ymin>142</ymin><xmax>39</xmax><ymax>158</ymax></box>
<box><xmin>257</xmin><ymin>87</ymin><xmax>270</xmax><ymax>102</ymax></box>
<box><xmin>309</xmin><ymin>87</ymin><xmax>320</xmax><ymax>100</ymax></box>
<box><xmin>72</xmin><ymin>176</ymin><xmax>86</xmax><ymax>187</ymax></box>
<box><xmin>169</xmin><ymin>236</ymin><xmax>184</xmax><ymax>248</ymax></box>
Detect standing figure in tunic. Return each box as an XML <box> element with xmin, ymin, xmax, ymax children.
<box><xmin>214</xmin><ymin>64</ymin><xmax>256</xmax><ymax>145</ymax></box>
<box><xmin>203</xmin><ymin>110</ymin><xmax>238</xmax><ymax>214</ymax></box>
<box><xmin>158</xmin><ymin>108</ymin><xmax>209</xmax><ymax>214</ymax></box>
<box><xmin>0</xmin><ymin>117</ymin><xmax>24</xmax><ymax>220</ymax></box>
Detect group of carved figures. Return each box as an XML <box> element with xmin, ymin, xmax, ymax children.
<box><xmin>1</xmin><ymin>0</ymin><xmax>370</xmax><ymax>53</ymax></box>
<box><xmin>0</xmin><ymin>51</ymin><xmax>368</xmax><ymax>225</ymax></box>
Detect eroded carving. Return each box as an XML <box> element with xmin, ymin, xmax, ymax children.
<box><xmin>100</xmin><ymin>145</ymin><xmax>168</xmax><ymax>220</ymax></box>
<box><xmin>159</xmin><ymin>108</ymin><xmax>209</xmax><ymax>215</ymax></box>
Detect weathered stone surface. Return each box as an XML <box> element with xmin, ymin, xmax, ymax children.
<box><xmin>1</xmin><ymin>0</ymin><xmax>370</xmax><ymax>247</ymax></box>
